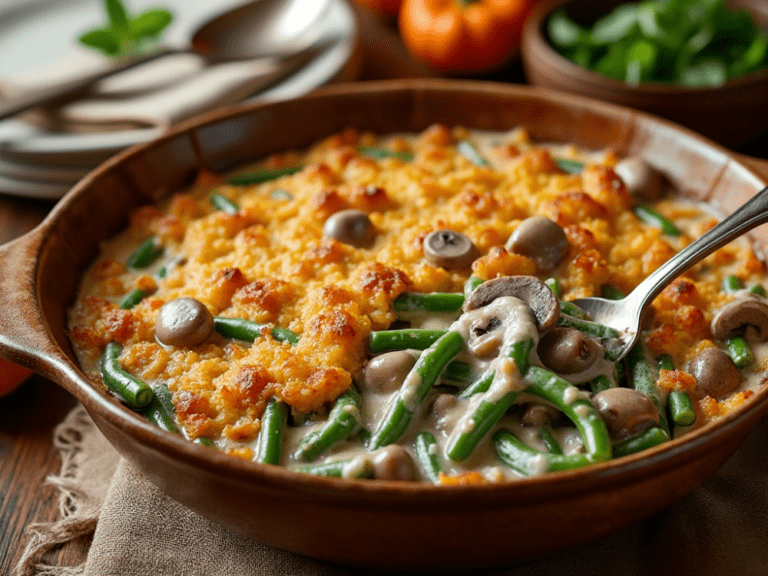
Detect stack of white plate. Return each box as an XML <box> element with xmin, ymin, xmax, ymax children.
<box><xmin>0</xmin><ymin>0</ymin><xmax>359</xmax><ymax>200</ymax></box>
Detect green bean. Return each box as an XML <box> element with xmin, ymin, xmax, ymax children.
<box><xmin>358</xmin><ymin>146</ymin><xmax>414</xmax><ymax>162</ymax></box>
<box><xmin>458</xmin><ymin>338</ymin><xmax>534</xmax><ymax>399</ymax></box>
<box><xmin>750</xmin><ymin>284</ymin><xmax>767</xmax><ymax>297</ymax></box>
<box><xmin>589</xmin><ymin>374</ymin><xmax>615</xmax><ymax>394</ymax></box>
<box><xmin>119</xmin><ymin>255</ymin><xmax>183</xmax><ymax>310</ymax></box>
<box><xmin>195</xmin><ymin>437</ymin><xmax>215</xmax><ymax>447</ymax></box>
<box><xmin>728</xmin><ymin>336</ymin><xmax>755</xmax><ymax>367</ymax></box>
<box><xmin>441</xmin><ymin>360</ymin><xmax>473</xmax><ymax>385</ymax></box>
<box><xmin>213</xmin><ymin>317</ymin><xmax>299</xmax><ymax>345</ymax></box>
<box><xmin>668</xmin><ymin>391</ymin><xmax>696</xmax><ymax>427</ymax></box>
<box><xmin>126</xmin><ymin>236</ymin><xmax>163</xmax><ymax>269</ymax></box>
<box><xmin>525</xmin><ymin>366</ymin><xmax>612</xmax><ymax>464</ymax></box>
<box><xmin>414</xmin><ymin>431</ymin><xmax>442</xmax><ymax>483</ymax></box>
<box><xmin>139</xmin><ymin>382</ymin><xmax>180</xmax><ymax>434</ymax></box>
<box><xmin>256</xmin><ymin>398</ymin><xmax>288</xmax><ymax>465</ymax></box>
<box><xmin>228</xmin><ymin>165</ymin><xmax>302</xmax><ymax>185</ymax></box>
<box><xmin>210</xmin><ymin>192</ymin><xmax>239</xmax><ymax>215</ymax></box>
<box><xmin>295</xmin><ymin>386</ymin><xmax>361</xmax><ymax>461</ymax></box>
<box><xmin>601</xmin><ymin>284</ymin><xmax>625</xmax><ymax>300</ymax></box>
<box><xmin>100</xmin><ymin>342</ymin><xmax>153</xmax><ymax>408</ymax></box>
<box><xmin>464</xmin><ymin>275</ymin><xmax>483</xmax><ymax>296</ymax></box>
<box><xmin>369</xmin><ymin>331</ymin><xmax>465</xmax><ymax>450</ymax></box>
<box><xmin>559</xmin><ymin>300</ymin><xmax>588</xmax><ymax>320</ymax></box>
<box><xmin>657</xmin><ymin>353</ymin><xmax>696</xmax><ymax>426</ymax></box>
<box><xmin>722</xmin><ymin>274</ymin><xmax>743</xmax><ymax>294</ymax></box>
<box><xmin>393</xmin><ymin>292</ymin><xmax>464</xmax><ymax>313</ymax></box>
<box><xmin>627</xmin><ymin>343</ymin><xmax>669</xmax><ymax>435</ymax></box>
<box><xmin>556</xmin><ymin>315</ymin><xmax>622</xmax><ymax>360</ymax></box>
<box><xmin>457</xmin><ymin>140</ymin><xmax>490</xmax><ymax>167</ymax></box>
<box><xmin>633</xmin><ymin>204</ymin><xmax>682</xmax><ymax>236</ymax></box>
<box><xmin>297</xmin><ymin>457</ymin><xmax>373</xmax><ymax>478</ymax></box>
<box><xmin>355</xmin><ymin>428</ymin><xmax>371</xmax><ymax>448</ymax></box>
<box><xmin>368</xmin><ymin>329</ymin><xmax>448</xmax><ymax>353</ymax></box>
<box><xmin>720</xmin><ymin>276</ymin><xmax>755</xmax><ymax>367</ymax></box>
<box><xmin>447</xmin><ymin>388</ymin><xmax>518</xmax><ymax>461</ymax></box>
<box><xmin>539</xmin><ymin>426</ymin><xmax>563</xmax><ymax>455</ymax></box>
<box><xmin>119</xmin><ymin>288</ymin><xmax>148</xmax><ymax>310</ymax></box>
<box><xmin>544</xmin><ymin>278</ymin><xmax>563</xmax><ymax>299</ymax></box>
<box><xmin>493</xmin><ymin>428</ymin><xmax>593</xmax><ymax>475</ymax></box>
<box><xmin>612</xmin><ymin>427</ymin><xmax>669</xmax><ymax>458</ymax></box>
<box><xmin>555</xmin><ymin>158</ymin><xmax>584</xmax><ymax>174</ymax></box>
<box><xmin>447</xmin><ymin>337</ymin><xmax>537</xmax><ymax>460</ymax></box>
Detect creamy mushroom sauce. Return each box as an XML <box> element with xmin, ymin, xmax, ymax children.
<box><xmin>69</xmin><ymin>126</ymin><xmax>768</xmax><ymax>483</ymax></box>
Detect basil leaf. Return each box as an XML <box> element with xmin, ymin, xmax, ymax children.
<box><xmin>130</xmin><ymin>9</ymin><xmax>174</xmax><ymax>39</ymax></box>
<box><xmin>106</xmin><ymin>0</ymin><xmax>129</xmax><ymax>29</ymax></box>
<box><xmin>79</xmin><ymin>28</ymin><xmax>121</xmax><ymax>55</ymax></box>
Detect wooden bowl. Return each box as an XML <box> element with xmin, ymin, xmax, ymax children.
<box><xmin>2</xmin><ymin>80</ymin><xmax>768</xmax><ymax>570</ymax></box>
<box><xmin>521</xmin><ymin>0</ymin><xmax>768</xmax><ymax>147</ymax></box>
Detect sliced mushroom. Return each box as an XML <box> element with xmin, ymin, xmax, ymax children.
<box><xmin>423</xmin><ymin>229</ymin><xmax>478</xmax><ymax>269</ymax></box>
<box><xmin>323</xmin><ymin>209</ymin><xmax>376</xmax><ymax>248</ymax></box>
<box><xmin>711</xmin><ymin>296</ymin><xmax>768</xmax><ymax>342</ymax></box>
<box><xmin>505</xmin><ymin>216</ymin><xmax>569</xmax><ymax>272</ymax></box>
<box><xmin>155</xmin><ymin>297</ymin><xmax>214</xmax><ymax>348</ymax></box>
<box><xmin>362</xmin><ymin>351</ymin><xmax>417</xmax><ymax>394</ymax></box>
<box><xmin>467</xmin><ymin>315</ymin><xmax>504</xmax><ymax>358</ymax></box>
<box><xmin>371</xmin><ymin>445</ymin><xmax>416</xmax><ymax>481</ymax></box>
<box><xmin>613</xmin><ymin>157</ymin><xmax>664</xmax><ymax>201</ymax></box>
<box><xmin>537</xmin><ymin>327</ymin><xmax>599</xmax><ymax>374</ymax></box>
<box><xmin>688</xmin><ymin>347</ymin><xmax>742</xmax><ymax>398</ymax></box>
<box><xmin>463</xmin><ymin>276</ymin><xmax>560</xmax><ymax>331</ymax></box>
<box><xmin>429</xmin><ymin>393</ymin><xmax>460</xmax><ymax>430</ymax></box>
<box><xmin>592</xmin><ymin>387</ymin><xmax>659</xmax><ymax>441</ymax></box>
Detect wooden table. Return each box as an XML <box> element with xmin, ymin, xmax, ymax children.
<box><xmin>2</xmin><ymin>4</ymin><xmax>768</xmax><ymax>573</ymax></box>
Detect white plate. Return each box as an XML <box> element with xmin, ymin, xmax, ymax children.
<box><xmin>0</xmin><ymin>0</ymin><xmax>358</xmax><ymax>198</ymax></box>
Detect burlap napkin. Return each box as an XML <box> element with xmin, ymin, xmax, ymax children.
<box><xmin>17</xmin><ymin>405</ymin><xmax>768</xmax><ymax>576</ymax></box>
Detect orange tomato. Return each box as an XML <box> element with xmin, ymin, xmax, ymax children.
<box><xmin>0</xmin><ymin>358</ymin><xmax>32</xmax><ymax>398</ymax></box>
<box><xmin>353</xmin><ymin>0</ymin><xmax>403</xmax><ymax>16</ymax></box>
<box><xmin>399</xmin><ymin>0</ymin><xmax>533</xmax><ymax>72</ymax></box>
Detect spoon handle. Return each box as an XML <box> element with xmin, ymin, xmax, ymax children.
<box><xmin>628</xmin><ymin>183</ymin><xmax>768</xmax><ymax>310</ymax></box>
<box><xmin>0</xmin><ymin>47</ymin><xmax>182</xmax><ymax>122</ymax></box>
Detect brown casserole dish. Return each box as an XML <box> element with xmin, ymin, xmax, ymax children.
<box><xmin>1</xmin><ymin>80</ymin><xmax>768</xmax><ymax>569</ymax></box>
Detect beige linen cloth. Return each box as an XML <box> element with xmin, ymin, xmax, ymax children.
<box><xmin>15</xmin><ymin>405</ymin><xmax>768</xmax><ymax>576</ymax></box>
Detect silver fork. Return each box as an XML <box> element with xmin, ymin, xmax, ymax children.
<box><xmin>571</xmin><ymin>183</ymin><xmax>768</xmax><ymax>362</ymax></box>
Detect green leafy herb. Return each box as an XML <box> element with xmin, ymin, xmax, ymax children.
<box><xmin>79</xmin><ymin>0</ymin><xmax>173</xmax><ymax>59</ymax></box>
<box><xmin>547</xmin><ymin>0</ymin><xmax>768</xmax><ymax>87</ymax></box>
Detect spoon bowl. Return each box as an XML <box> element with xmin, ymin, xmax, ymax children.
<box><xmin>572</xmin><ymin>183</ymin><xmax>768</xmax><ymax>361</ymax></box>
<box><xmin>0</xmin><ymin>0</ymin><xmax>330</xmax><ymax>121</ymax></box>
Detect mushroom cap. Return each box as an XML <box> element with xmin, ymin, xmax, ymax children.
<box><xmin>505</xmin><ymin>216</ymin><xmax>569</xmax><ymax>272</ymax></box>
<box><xmin>613</xmin><ymin>157</ymin><xmax>665</xmax><ymax>201</ymax></box>
<box><xmin>688</xmin><ymin>347</ymin><xmax>742</xmax><ymax>398</ymax></box>
<box><xmin>711</xmin><ymin>296</ymin><xmax>768</xmax><ymax>342</ymax></box>
<box><xmin>155</xmin><ymin>297</ymin><xmax>214</xmax><ymax>348</ymax></box>
<box><xmin>323</xmin><ymin>209</ymin><xmax>376</xmax><ymax>248</ymax></box>
<box><xmin>463</xmin><ymin>276</ymin><xmax>560</xmax><ymax>331</ymax></box>
<box><xmin>537</xmin><ymin>327</ymin><xmax>600</xmax><ymax>374</ymax></box>
<box><xmin>423</xmin><ymin>229</ymin><xmax>478</xmax><ymax>269</ymax></box>
<box><xmin>592</xmin><ymin>387</ymin><xmax>660</xmax><ymax>441</ymax></box>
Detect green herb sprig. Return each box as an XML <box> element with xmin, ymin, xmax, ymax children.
<box><xmin>79</xmin><ymin>0</ymin><xmax>174</xmax><ymax>59</ymax></box>
<box><xmin>547</xmin><ymin>0</ymin><xmax>768</xmax><ymax>87</ymax></box>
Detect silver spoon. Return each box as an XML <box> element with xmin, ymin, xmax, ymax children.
<box><xmin>0</xmin><ymin>0</ymin><xmax>330</xmax><ymax>122</ymax></box>
<box><xmin>571</xmin><ymin>182</ymin><xmax>768</xmax><ymax>362</ymax></box>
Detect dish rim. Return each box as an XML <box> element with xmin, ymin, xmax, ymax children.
<box><xmin>14</xmin><ymin>78</ymin><xmax>768</xmax><ymax>503</ymax></box>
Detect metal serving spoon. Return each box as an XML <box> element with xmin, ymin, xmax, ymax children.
<box><xmin>571</xmin><ymin>182</ymin><xmax>768</xmax><ymax>362</ymax></box>
<box><xmin>0</xmin><ymin>0</ymin><xmax>329</xmax><ymax>122</ymax></box>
